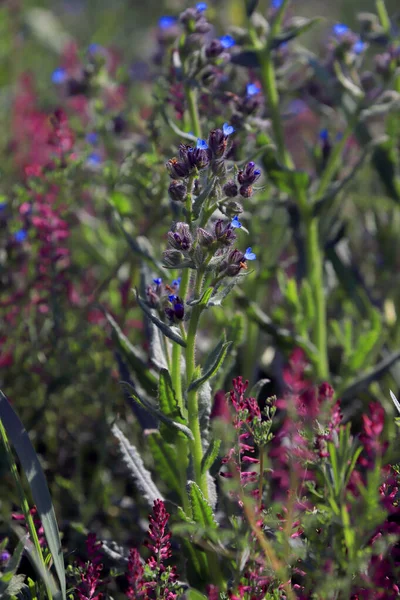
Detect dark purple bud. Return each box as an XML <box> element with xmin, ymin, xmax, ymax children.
<box><xmin>223</xmin><ymin>180</ymin><xmax>239</xmax><ymax>197</ymax></box>
<box><xmin>214</xmin><ymin>219</ymin><xmax>237</xmax><ymax>246</ymax></box>
<box><xmin>166</xmin><ymin>158</ymin><xmax>190</xmax><ymax>179</ymax></box>
<box><xmin>187</xmin><ymin>147</ymin><xmax>209</xmax><ymax>171</ymax></box>
<box><xmin>207</xmin><ymin>128</ymin><xmax>228</xmax><ymax>159</ymax></box>
<box><xmin>165</xmin><ymin>295</ymin><xmax>185</xmax><ymax>321</ymax></box>
<box><xmin>219</xmin><ymin>248</ymin><xmax>245</xmax><ymax>276</ymax></box>
<box><xmin>238</xmin><ymin>162</ymin><xmax>261</xmax><ymax>186</ymax></box>
<box><xmin>205</xmin><ymin>39</ymin><xmax>224</xmax><ymax>59</ymax></box>
<box><xmin>168</xmin><ymin>223</ymin><xmax>193</xmax><ymax>251</ymax></box>
<box><xmin>113</xmin><ymin>115</ymin><xmax>126</xmax><ymax>134</ymax></box>
<box><xmin>239</xmin><ymin>185</ymin><xmax>253</xmax><ymax>198</ymax></box>
<box><xmin>168</xmin><ymin>180</ymin><xmax>187</xmax><ymax>202</ymax></box>
<box><xmin>67</xmin><ymin>78</ymin><xmax>89</xmax><ymax>96</ymax></box>
<box><xmin>197</xmin><ymin>227</ymin><xmax>214</xmax><ymax>247</ymax></box>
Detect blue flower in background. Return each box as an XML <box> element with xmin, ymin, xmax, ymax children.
<box><xmin>87</xmin><ymin>153</ymin><xmax>102</xmax><ymax>167</ymax></box>
<box><xmin>51</xmin><ymin>68</ymin><xmax>67</xmax><ymax>84</ymax></box>
<box><xmin>168</xmin><ymin>294</ymin><xmax>177</xmax><ymax>302</ymax></box>
<box><xmin>231</xmin><ymin>216</ymin><xmax>242</xmax><ymax>229</ymax></box>
<box><xmin>88</xmin><ymin>43</ymin><xmax>101</xmax><ymax>54</ymax></box>
<box><xmin>14</xmin><ymin>229</ymin><xmax>27</xmax><ymax>243</ymax></box>
<box><xmin>219</xmin><ymin>35</ymin><xmax>236</xmax><ymax>49</ymax></box>
<box><xmin>196</xmin><ymin>2</ymin><xmax>207</xmax><ymax>12</ymax></box>
<box><xmin>196</xmin><ymin>138</ymin><xmax>208</xmax><ymax>150</ymax></box>
<box><xmin>172</xmin><ymin>277</ymin><xmax>182</xmax><ymax>289</ymax></box>
<box><xmin>0</xmin><ymin>202</ymin><xmax>7</xmax><ymax>211</ymax></box>
<box><xmin>223</xmin><ymin>123</ymin><xmax>235</xmax><ymax>136</ymax></box>
<box><xmin>86</xmin><ymin>132</ymin><xmax>98</xmax><ymax>145</ymax></box>
<box><xmin>333</xmin><ymin>23</ymin><xmax>350</xmax><ymax>36</ymax></box>
<box><xmin>353</xmin><ymin>40</ymin><xmax>366</xmax><ymax>54</ymax></box>
<box><xmin>246</xmin><ymin>82</ymin><xmax>260</xmax><ymax>97</ymax></box>
<box><xmin>158</xmin><ymin>15</ymin><xmax>177</xmax><ymax>29</ymax></box>
<box><xmin>153</xmin><ymin>278</ymin><xmax>163</xmax><ymax>285</ymax></box>
<box><xmin>271</xmin><ymin>0</ymin><xmax>283</xmax><ymax>8</ymax></box>
<box><xmin>244</xmin><ymin>247</ymin><xmax>256</xmax><ymax>261</ymax></box>
<box><xmin>319</xmin><ymin>128</ymin><xmax>329</xmax><ymax>141</ymax></box>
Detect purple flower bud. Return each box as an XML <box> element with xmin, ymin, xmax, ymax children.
<box><xmin>168</xmin><ymin>180</ymin><xmax>187</xmax><ymax>202</ymax></box>
<box><xmin>165</xmin><ymin>296</ymin><xmax>185</xmax><ymax>321</ymax></box>
<box><xmin>223</xmin><ymin>180</ymin><xmax>239</xmax><ymax>197</ymax></box>
<box><xmin>162</xmin><ymin>249</ymin><xmax>185</xmax><ymax>267</ymax></box>
<box><xmin>166</xmin><ymin>158</ymin><xmax>190</xmax><ymax>179</ymax></box>
<box><xmin>167</xmin><ymin>223</ymin><xmax>193</xmax><ymax>251</ymax></box>
<box><xmin>205</xmin><ymin>39</ymin><xmax>225</xmax><ymax>59</ymax></box>
<box><xmin>208</xmin><ymin>128</ymin><xmax>228</xmax><ymax>158</ymax></box>
<box><xmin>197</xmin><ymin>227</ymin><xmax>214</xmax><ymax>247</ymax></box>
<box><xmin>214</xmin><ymin>220</ymin><xmax>237</xmax><ymax>246</ymax></box>
<box><xmin>238</xmin><ymin>162</ymin><xmax>262</xmax><ymax>186</ymax></box>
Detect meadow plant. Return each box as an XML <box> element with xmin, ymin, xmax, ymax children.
<box><xmin>2</xmin><ymin>0</ymin><xmax>400</xmax><ymax>599</ymax></box>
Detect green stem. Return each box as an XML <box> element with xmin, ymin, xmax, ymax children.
<box><xmin>184</xmin><ymin>85</ymin><xmax>202</xmax><ymax>139</ymax></box>
<box><xmin>0</xmin><ymin>419</ymin><xmax>53</xmax><ymax>600</ymax></box>
<box><xmin>185</xmin><ymin>271</ymin><xmax>208</xmax><ymax>498</ymax></box>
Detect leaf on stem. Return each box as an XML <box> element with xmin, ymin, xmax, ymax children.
<box><xmin>187</xmin><ymin>481</ymin><xmax>218</xmax><ymax>529</ymax></box>
<box><xmin>135</xmin><ymin>291</ymin><xmax>187</xmax><ymax>347</ymax></box>
<box><xmin>147</xmin><ymin>432</ymin><xmax>182</xmax><ymax>496</ymax></box>
<box><xmin>189</xmin><ymin>341</ymin><xmax>232</xmax><ymax>392</ymax></box>
<box><xmin>201</xmin><ymin>439</ymin><xmax>221</xmax><ymax>475</ymax></box>
<box><xmin>112</xmin><ymin>423</ymin><xmax>163</xmax><ymax>506</ymax></box>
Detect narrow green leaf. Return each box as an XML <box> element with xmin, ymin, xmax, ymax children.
<box><xmin>135</xmin><ymin>291</ymin><xmax>186</xmax><ymax>347</ymax></box>
<box><xmin>340</xmin><ymin>349</ymin><xmax>400</xmax><ymax>400</ymax></box>
<box><xmin>0</xmin><ymin>392</ymin><xmax>66</xmax><ymax>600</ymax></box>
<box><xmin>189</xmin><ymin>342</ymin><xmax>232</xmax><ymax>392</ymax></box>
<box><xmin>112</xmin><ymin>423</ymin><xmax>163</xmax><ymax>506</ymax></box>
<box><xmin>201</xmin><ymin>439</ymin><xmax>221</xmax><ymax>475</ymax></box>
<box><xmin>125</xmin><ymin>385</ymin><xmax>194</xmax><ymax>440</ymax></box>
<box><xmin>187</xmin><ymin>287</ymin><xmax>214</xmax><ymax>307</ymax></box>
<box><xmin>271</xmin><ymin>17</ymin><xmax>321</xmax><ymax>48</ymax></box>
<box><xmin>185</xmin><ymin>590</ymin><xmax>208</xmax><ymax>600</ymax></box>
<box><xmin>187</xmin><ymin>481</ymin><xmax>218</xmax><ymax>529</ymax></box>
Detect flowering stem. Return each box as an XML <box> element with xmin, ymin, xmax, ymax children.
<box><xmin>185</xmin><ymin>270</ymin><xmax>208</xmax><ymax>498</ymax></box>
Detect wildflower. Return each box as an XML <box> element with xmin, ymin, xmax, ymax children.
<box><xmin>219</xmin><ymin>248</ymin><xmax>247</xmax><ymax>276</ymax></box>
<box><xmin>86</xmin><ymin>153</ymin><xmax>102</xmax><ymax>167</ymax></box>
<box><xmin>76</xmin><ymin>533</ymin><xmax>104</xmax><ymax>600</ymax></box>
<box><xmin>272</xmin><ymin>0</ymin><xmax>283</xmax><ymax>7</ymax></box>
<box><xmin>197</xmin><ymin>227</ymin><xmax>214</xmax><ymax>247</ymax></box>
<box><xmin>219</xmin><ymin>34</ymin><xmax>236</xmax><ymax>49</ymax></box>
<box><xmin>246</xmin><ymin>82</ymin><xmax>261</xmax><ymax>97</ymax></box>
<box><xmin>214</xmin><ymin>219</ymin><xmax>238</xmax><ymax>246</ymax></box>
<box><xmin>158</xmin><ymin>15</ymin><xmax>177</xmax><ymax>29</ymax></box>
<box><xmin>153</xmin><ymin>278</ymin><xmax>163</xmax><ymax>286</ymax></box>
<box><xmin>231</xmin><ymin>216</ymin><xmax>242</xmax><ymax>229</ymax></box>
<box><xmin>52</xmin><ymin>67</ymin><xmax>67</xmax><ymax>84</ymax></box>
<box><xmin>196</xmin><ymin>138</ymin><xmax>208</xmax><ymax>150</ymax></box>
<box><xmin>196</xmin><ymin>2</ymin><xmax>207</xmax><ymax>12</ymax></box>
<box><xmin>126</xmin><ymin>548</ymin><xmax>146</xmax><ymax>599</ymax></box>
<box><xmin>0</xmin><ymin>550</ymin><xmax>10</xmax><ymax>564</ymax></box>
<box><xmin>244</xmin><ymin>247</ymin><xmax>256</xmax><ymax>260</ymax></box>
<box><xmin>332</xmin><ymin>23</ymin><xmax>350</xmax><ymax>36</ymax></box>
<box><xmin>165</xmin><ymin>295</ymin><xmax>185</xmax><ymax>321</ymax></box>
<box><xmin>222</xmin><ymin>122</ymin><xmax>235</xmax><ymax>136</ymax></box>
<box><xmin>238</xmin><ymin>162</ymin><xmax>261</xmax><ymax>187</ymax></box>
<box><xmin>86</xmin><ymin>132</ymin><xmax>98</xmax><ymax>145</ymax></box>
<box><xmin>353</xmin><ymin>39</ymin><xmax>366</xmax><ymax>54</ymax></box>
<box><xmin>14</xmin><ymin>229</ymin><xmax>27</xmax><ymax>243</ymax></box>
<box><xmin>208</xmin><ymin>127</ymin><xmax>230</xmax><ymax>159</ymax></box>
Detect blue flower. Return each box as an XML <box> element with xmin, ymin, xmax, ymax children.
<box><xmin>153</xmin><ymin>278</ymin><xmax>163</xmax><ymax>285</ymax></box>
<box><xmin>196</xmin><ymin>138</ymin><xmax>208</xmax><ymax>150</ymax></box>
<box><xmin>0</xmin><ymin>202</ymin><xmax>7</xmax><ymax>211</ymax></box>
<box><xmin>14</xmin><ymin>229</ymin><xmax>27</xmax><ymax>243</ymax></box>
<box><xmin>231</xmin><ymin>216</ymin><xmax>242</xmax><ymax>229</ymax></box>
<box><xmin>172</xmin><ymin>277</ymin><xmax>182</xmax><ymax>289</ymax></box>
<box><xmin>88</xmin><ymin>43</ymin><xmax>101</xmax><ymax>54</ymax></box>
<box><xmin>246</xmin><ymin>82</ymin><xmax>260</xmax><ymax>97</ymax></box>
<box><xmin>353</xmin><ymin>40</ymin><xmax>366</xmax><ymax>54</ymax></box>
<box><xmin>244</xmin><ymin>247</ymin><xmax>256</xmax><ymax>261</ymax></box>
<box><xmin>196</xmin><ymin>2</ymin><xmax>207</xmax><ymax>12</ymax></box>
<box><xmin>51</xmin><ymin>68</ymin><xmax>67</xmax><ymax>84</ymax></box>
<box><xmin>86</xmin><ymin>132</ymin><xmax>98</xmax><ymax>145</ymax></box>
<box><xmin>168</xmin><ymin>294</ymin><xmax>177</xmax><ymax>302</ymax></box>
<box><xmin>222</xmin><ymin>123</ymin><xmax>235</xmax><ymax>136</ymax></box>
<box><xmin>219</xmin><ymin>35</ymin><xmax>236</xmax><ymax>49</ymax></box>
<box><xmin>158</xmin><ymin>15</ymin><xmax>177</xmax><ymax>29</ymax></box>
<box><xmin>333</xmin><ymin>23</ymin><xmax>349</xmax><ymax>36</ymax></box>
<box><xmin>271</xmin><ymin>0</ymin><xmax>283</xmax><ymax>7</ymax></box>
<box><xmin>87</xmin><ymin>152</ymin><xmax>102</xmax><ymax>167</ymax></box>
<box><xmin>319</xmin><ymin>128</ymin><xmax>329</xmax><ymax>141</ymax></box>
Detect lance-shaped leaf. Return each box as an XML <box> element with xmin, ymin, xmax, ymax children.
<box><xmin>187</xmin><ymin>481</ymin><xmax>218</xmax><ymax>529</ymax></box>
<box><xmin>105</xmin><ymin>311</ymin><xmax>158</xmax><ymax>392</ymax></box>
<box><xmin>0</xmin><ymin>391</ymin><xmax>66</xmax><ymax>600</ymax></box>
<box><xmin>125</xmin><ymin>384</ymin><xmax>194</xmax><ymax>440</ymax></box>
<box><xmin>112</xmin><ymin>423</ymin><xmax>163</xmax><ymax>506</ymax></box>
<box><xmin>208</xmin><ymin>272</ymin><xmax>249</xmax><ymax>307</ymax></box>
<box><xmin>147</xmin><ymin>432</ymin><xmax>182</xmax><ymax>496</ymax></box>
<box><xmin>135</xmin><ymin>291</ymin><xmax>186</xmax><ymax>348</ymax></box>
<box><xmin>270</xmin><ymin>16</ymin><xmax>321</xmax><ymax>48</ymax></box>
<box><xmin>193</xmin><ymin>178</ymin><xmax>217</xmax><ymax>219</ymax></box>
<box><xmin>201</xmin><ymin>439</ymin><xmax>221</xmax><ymax>475</ymax></box>
<box><xmin>187</xmin><ymin>287</ymin><xmax>214</xmax><ymax>307</ymax></box>
<box><xmin>189</xmin><ymin>341</ymin><xmax>232</xmax><ymax>392</ymax></box>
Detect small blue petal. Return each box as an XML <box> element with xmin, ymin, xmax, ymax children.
<box><xmin>158</xmin><ymin>15</ymin><xmax>177</xmax><ymax>29</ymax></box>
<box><xmin>14</xmin><ymin>229</ymin><xmax>27</xmax><ymax>243</ymax></box>
<box><xmin>168</xmin><ymin>294</ymin><xmax>177</xmax><ymax>302</ymax></box>
<box><xmin>153</xmin><ymin>278</ymin><xmax>163</xmax><ymax>285</ymax></box>
<box><xmin>319</xmin><ymin>128</ymin><xmax>329</xmax><ymax>141</ymax></box>
<box><xmin>88</xmin><ymin>43</ymin><xmax>101</xmax><ymax>54</ymax></box>
<box><xmin>87</xmin><ymin>152</ymin><xmax>102</xmax><ymax>166</ymax></box>
<box><xmin>231</xmin><ymin>216</ymin><xmax>242</xmax><ymax>229</ymax></box>
<box><xmin>0</xmin><ymin>202</ymin><xmax>7</xmax><ymax>211</ymax></box>
<box><xmin>196</xmin><ymin>138</ymin><xmax>209</xmax><ymax>150</ymax></box>
<box><xmin>246</xmin><ymin>82</ymin><xmax>260</xmax><ymax>97</ymax></box>
<box><xmin>244</xmin><ymin>247</ymin><xmax>256</xmax><ymax>261</ymax></box>
<box><xmin>172</xmin><ymin>277</ymin><xmax>181</xmax><ymax>288</ymax></box>
<box><xmin>353</xmin><ymin>40</ymin><xmax>366</xmax><ymax>54</ymax></box>
<box><xmin>333</xmin><ymin>23</ymin><xmax>349</xmax><ymax>36</ymax></box>
<box><xmin>219</xmin><ymin>34</ymin><xmax>236</xmax><ymax>49</ymax></box>
<box><xmin>86</xmin><ymin>132</ymin><xmax>98</xmax><ymax>145</ymax></box>
<box><xmin>196</xmin><ymin>2</ymin><xmax>207</xmax><ymax>12</ymax></box>
<box><xmin>222</xmin><ymin>123</ymin><xmax>235</xmax><ymax>136</ymax></box>
<box><xmin>271</xmin><ymin>0</ymin><xmax>283</xmax><ymax>7</ymax></box>
<box><xmin>254</xmin><ymin>169</ymin><xmax>261</xmax><ymax>177</ymax></box>
<box><xmin>51</xmin><ymin>68</ymin><xmax>67</xmax><ymax>84</ymax></box>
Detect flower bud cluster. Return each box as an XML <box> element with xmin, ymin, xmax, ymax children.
<box><xmin>146</xmin><ymin>276</ymin><xmax>184</xmax><ymax>323</ymax></box>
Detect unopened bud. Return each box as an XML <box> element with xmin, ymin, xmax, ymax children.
<box><xmin>197</xmin><ymin>227</ymin><xmax>214</xmax><ymax>247</ymax></box>
<box><xmin>168</xmin><ymin>180</ymin><xmax>187</xmax><ymax>202</ymax></box>
<box><xmin>162</xmin><ymin>249</ymin><xmax>185</xmax><ymax>267</ymax></box>
<box><xmin>223</xmin><ymin>180</ymin><xmax>239</xmax><ymax>197</ymax></box>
